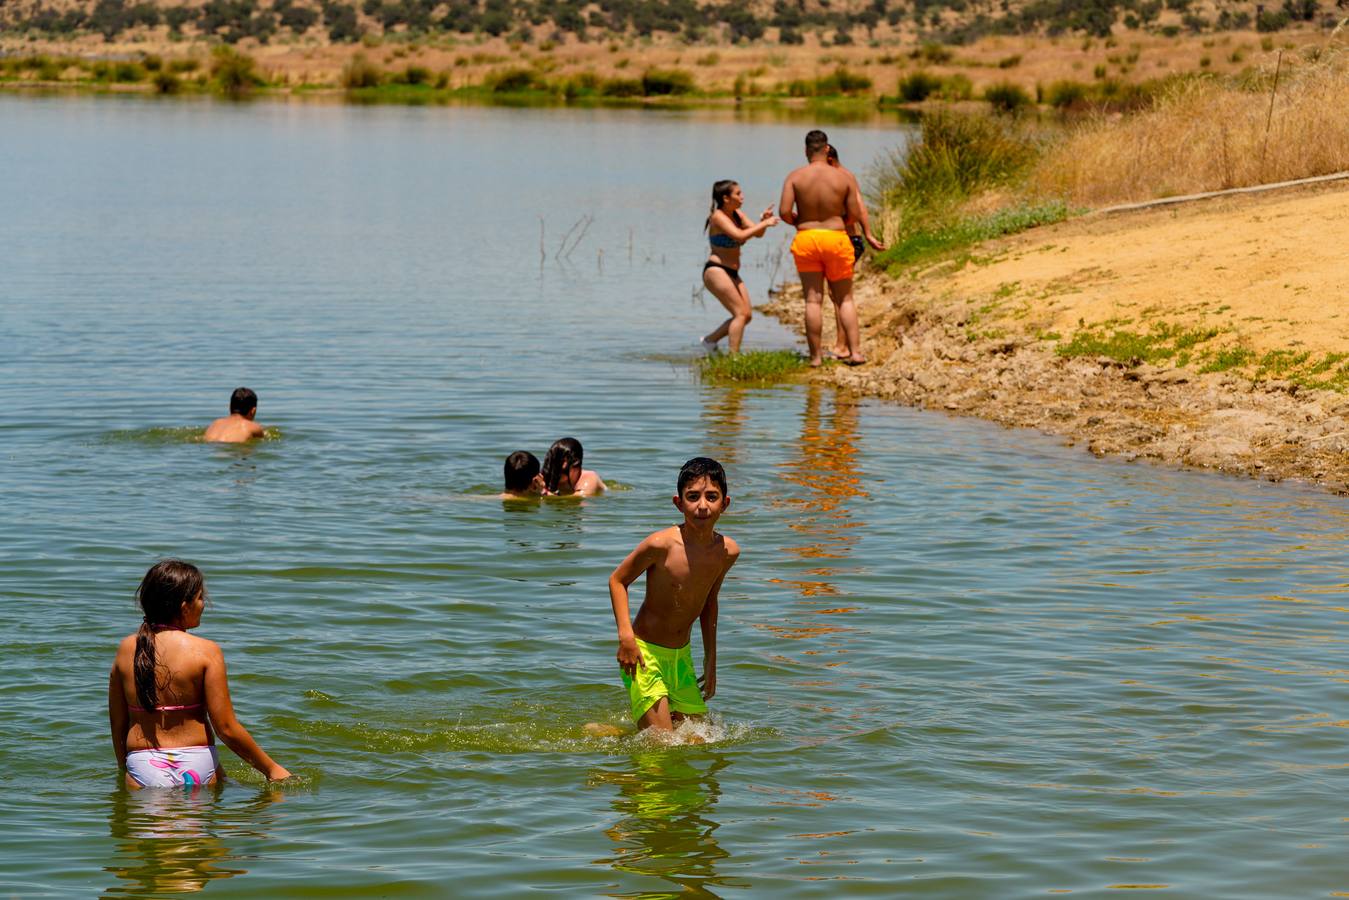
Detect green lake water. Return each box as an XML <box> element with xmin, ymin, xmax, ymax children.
<box><xmin>2</xmin><ymin>95</ymin><xmax>1348</xmax><ymax>898</ymax></box>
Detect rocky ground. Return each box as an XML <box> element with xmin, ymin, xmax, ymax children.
<box><xmin>763</xmin><ymin>180</ymin><xmax>1349</xmax><ymax>495</ymax></box>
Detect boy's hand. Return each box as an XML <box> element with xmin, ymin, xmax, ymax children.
<box><xmin>698</xmin><ymin>668</ymin><xmax>716</xmax><ymax>701</ymax></box>
<box><xmin>617</xmin><ymin>635</ymin><xmax>644</xmax><ymax>676</ymax></box>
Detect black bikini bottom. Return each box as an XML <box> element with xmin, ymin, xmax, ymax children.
<box><xmin>703</xmin><ymin>261</ymin><xmax>742</xmax><ymax>286</ymax></box>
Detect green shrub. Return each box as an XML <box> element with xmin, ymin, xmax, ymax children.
<box><xmin>814</xmin><ymin>66</ymin><xmax>871</xmax><ymax>95</ymax></box>
<box><xmin>916</xmin><ymin>42</ymin><xmax>953</xmax><ymax>63</ymax></box>
<box><xmin>341</xmin><ymin>54</ymin><xmax>383</xmax><ymax>89</ymax></box>
<box><xmin>395</xmin><ymin>64</ymin><xmax>432</xmax><ymax>85</ymax></box>
<box><xmin>153</xmin><ymin>70</ymin><xmax>181</xmax><ymax>93</ymax></box>
<box><xmin>897</xmin><ymin>70</ymin><xmax>943</xmax><ymax>102</ymax></box>
<box><xmin>600</xmin><ymin>77</ymin><xmax>642</xmax><ymax>97</ymax></box>
<box><xmin>884</xmin><ymin>109</ymin><xmax>1039</xmax><ymax>208</ymax></box>
<box><xmin>489</xmin><ymin>68</ymin><xmax>538</xmax><ymax>92</ymax></box>
<box><xmin>984</xmin><ymin>81</ymin><xmax>1032</xmax><ymax>113</ymax></box>
<box><xmin>1043</xmin><ymin>79</ymin><xmax>1088</xmax><ymax>109</ymax></box>
<box><xmin>997</xmin><ymin>54</ymin><xmax>1022</xmax><ymax>68</ymax></box>
<box><xmin>211</xmin><ymin>47</ymin><xmax>262</xmax><ymax>98</ymax></box>
<box><xmin>113</xmin><ymin>61</ymin><xmax>146</xmax><ymax>82</ymax></box>
<box><xmin>641</xmin><ymin>68</ymin><xmax>694</xmax><ymax>95</ymax></box>
<box><xmin>935</xmin><ymin>72</ymin><xmax>973</xmax><ymax>101</ymax></box>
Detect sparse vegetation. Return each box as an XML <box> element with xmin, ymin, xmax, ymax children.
<box><xmin>697</xmin><ymin>350</ymin><xmax>808</xmax><ymax>384</ymax></box>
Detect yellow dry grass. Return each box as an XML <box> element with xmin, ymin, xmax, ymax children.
<box><xmin>1028</xmin><ymin>36</ymin><xmax>1349</xmax><ymax>205</ymax></box>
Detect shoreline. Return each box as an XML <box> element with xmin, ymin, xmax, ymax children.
<box><xmin>762</xmin><ymin>179</ymin><xmax>1349</xmax><ymax>495</ymax></box>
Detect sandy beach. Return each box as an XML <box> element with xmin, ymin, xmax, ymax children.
<box><xmin>765</xmin><ymin>178</ymin><xmax>1349</xmax><ymax>493</ymax></box>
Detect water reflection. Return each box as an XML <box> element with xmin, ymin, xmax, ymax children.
<box><xmin>592</xmin><ymin>751</ymin><xmax>741</xmax><ymax>898</ymax></box>
<box><xmin>770</xmin><ymin>384</ymin><xmax>867</xmax><ymax>602</ymax></box>
<box><xmin>701</xmin><ymin>386</ymin><xmax>747</xmax><ymax>467</ymax></box>
<box><xmin>103</xmin><ymin>783</ymin><xmax>284</xmax><ymax>895</ymax></box>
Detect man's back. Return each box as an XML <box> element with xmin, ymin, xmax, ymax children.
<box><xmin>203</xmin><ymin>415</ymin><xmax>262</xmax><ymax>443</ymax></box>
<box><xmin>783</xmin><ymin>161</ymin><xmax>855</xmax><ymax>231</ymax></box>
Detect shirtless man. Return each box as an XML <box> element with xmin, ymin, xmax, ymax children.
<box><xmin>203</xmin><ymin>387</ymin><xmax>265</xmax><ymax>443</ymax></box>
<box><xmin>779</xmin><ymin>129</ymin><xmax>871</xmax><ymax>367</ymax></box>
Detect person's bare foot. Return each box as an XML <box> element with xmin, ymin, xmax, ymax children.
<box><xmin>845</xmin><ymin>355</ymin><xmax>867</xmax><ymax>366</ymax></box>
<box><xmin>809</xmin><ymin>355</ymin><xmax>824</xmax><ymax>367</ymax></box>
<box><xmin>830</xmin><ymin>347</ymin><xmax>850</xmax><ymax>360</ymax></box>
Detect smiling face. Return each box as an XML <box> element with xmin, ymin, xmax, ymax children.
<box><xmin>673</xmin><ymin>475</ymin><xmax>729</xmax><ymax>525</ymax></box>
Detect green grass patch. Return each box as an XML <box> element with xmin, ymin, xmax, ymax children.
<box><xmin>876</xmin><ymin>201</ymin><xmax>1072</xmax><ymax>274</ymax></box>
<box><xmin>697</xmin><ymin>350</ymin><xmax>807</xmax><ymax>384</ymax></box>
<box><xmin>1057</xmin><ymin>322</ymin><xmax>1222</xmax><ymax>365</ymax></box>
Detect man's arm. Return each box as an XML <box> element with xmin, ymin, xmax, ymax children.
<box><xmin>848</xmin><ymin>171</ymin><xmax>886</xmax><ymax>251</ymax></box>
<box><xmin>609</xmin><ymin>537</ymin><xmax>660</xmax><ymax>676</ymax></box>
<box><xmin>778</xmin><ymin>173</ymin><xmax>798</xmax><ymax>227</ymax></box>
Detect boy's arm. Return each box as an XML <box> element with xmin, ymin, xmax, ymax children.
<box><xmin>698</xmin><ymin>539</ymin><xmax>740</xmax><ymax>701</ymax></box>
<box><xmin>609</xmin><ymin>537</ymin><xmax>660</xmax><ymax>676</ymax></box>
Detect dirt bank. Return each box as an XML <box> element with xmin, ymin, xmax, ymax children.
<box><xmin>762</xmin><ymin>179</ymin><xmax>1349</xmax><ymax>494</ymax></box>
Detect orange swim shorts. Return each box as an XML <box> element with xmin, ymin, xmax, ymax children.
<box><xmin>789</xmin><ymin>229</ymin><xmax>854</xmax><ymax>282</ymax></box>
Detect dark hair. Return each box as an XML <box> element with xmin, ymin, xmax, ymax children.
<box><xmin>503</xmin><ymin>450</ymin><xmax>541</xmax><ymax>492</ymax></box>
<box><xmin>705</xmin><ymin>179</ymin><xmax>748</xmax><ymax>232</ymax></box>
<box><xmin>826</xmin><ymin>143</ymin><xmax>839</xmax><ymax>163</ymax></box>
<box><xmin>541</xmin><ymin>437</ymin><xmax>583</xmax><ymax>494</ymax></box>
<box><xmin>133</xmin><ymin>560</ymin><xmax>205</xmax><ymax>712</ymax></box>
<box><xmin>229</xmin><ymin>387</ymin><xmax>257</xmax><ymax>415</ymax></box>
<box><xmin>805</xmin><ymin>129</ymin><xmax>830</xmax><ymax>157</ymax></box>
<box><xmin>678</xmin><ymin>457</ymin><xmax>728</xmax><ymax>495</ymax></box>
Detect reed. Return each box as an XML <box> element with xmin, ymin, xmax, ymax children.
<box><xmin>1027</xmin><ymin>47</ymin><xmax>1349</xmax><ymax>205</ymax></box>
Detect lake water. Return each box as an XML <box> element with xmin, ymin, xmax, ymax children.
<box><xmin>2</xmin><ymin>95</ymin><xmax>1348</xmax><ymax>898</ymax></box>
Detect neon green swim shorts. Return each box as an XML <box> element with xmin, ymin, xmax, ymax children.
<box><xmin>621</xmin><ymin>637</ymin><xmax>708</xmax><ymax>722</ymax></box>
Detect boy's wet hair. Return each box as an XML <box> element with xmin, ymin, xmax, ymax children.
<box><xmin>805</xmin><ymin>129</ymin><xmax>830</xmax><ymax>157</ymax></box>
<box><xmin>541</xmin><ymin>437</ymin><xmax>583</xmax><ymax>494</ymax></box>
<box><xmin>229</xmin><ymin>387</ymin><xmax>258</xmax><ymax>415</ymax></box>
<box><xmin>503</xmin><ymin>450</ymin><xmax>541</xmax><ymax>491</ymax></box>
<box><xmin>678</xmin><ymin>457</ymin><xmax>728</xmax><ymax>495</ymax></box>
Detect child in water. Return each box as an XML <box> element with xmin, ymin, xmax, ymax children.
<box><xmin>108</xmin><ymin>560</ymin><xmax>291</xmax><ymax>788</ymax></box>
<box><xmin>501</xmin><ymin>450</ymin><xmax>547</xmax><ymax>499</ymax></box>
<box><xmin>541</xmin><ymin>437</ymin><xmax>606</xmax><ymax>498</ymax></box>
<box><xmin>203</xmin><ymin>387</ymin><xmax>265</xmax><ymax>443</ymax></box>
<box><xmin>606</xmin><ymin>457</ymin><xmax>739</xmax><ymax>733</ymax></box>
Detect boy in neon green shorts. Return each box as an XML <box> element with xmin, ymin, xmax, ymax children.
<box><xmin>608</xmin><ymin>457</ymin><xmax>740</xmax><ymax>732</ymax></box>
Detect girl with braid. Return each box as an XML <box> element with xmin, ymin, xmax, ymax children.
<box><xmin>108</xmin><ymin>560</ymin><xmax>290</xmax><ymax>788</ymax></box>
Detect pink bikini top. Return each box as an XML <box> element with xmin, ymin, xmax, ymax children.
<box><xmin>127</xmin><ymin>622</ymin><xmax>205</xmax><ymax>714</ymax></box>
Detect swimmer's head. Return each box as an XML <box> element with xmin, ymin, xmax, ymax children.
<box><xmin>503</xmin><ymin>450</ymin><xmax>543</xmax><ymax>494</ymax></box>
<box><xmin>229</xmin><ymin>387</ymin><xmax>258</xmax><ymax>418</ymax></box>
<box><xmin>805</xmin><ymin>129</ymin><xmax>829</xmax><ymax>159</ymax></box>
<box><xmin>542</xmin><ymin>437</ymin><xmax>583</xmax><ymax>494</ymax></box>
<box><xmin>134</xmin><ymin>559</ymin><xmax>206</xmax><ymax>712</ymax></box>
<box><xmin>675</xmin><ymin>457</ymin><xmax>729</xmax><ymax>521</ymax></box>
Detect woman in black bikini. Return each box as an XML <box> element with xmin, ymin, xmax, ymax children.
<box><xmin>700</xmin><ymin>179</ymin><xmax>778</xmax><ymax>354</ymax></box>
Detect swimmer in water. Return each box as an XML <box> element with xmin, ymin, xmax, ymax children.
<box><xmin>501</xmin><ymin>450</ymin><xmax>547</xmax><ymax>499</ymax></box>
<box><xmin>541</xmin><ymin>437</ymin><xmax>606</xmax><ymax>498</ymax></box>
<box><xmin>203</xmin><ymin>387</ymin><xmax>265</xmax><ymax>443</ymax></box>
<box><xmin>605</xmin><ymin>457</ymin><xmax>739</xmax><ymax>735</ymax></box>
<box><xmin>108</xmin><ymin>560</ymin><xmax>291</xmax><ymax>789</ymax></box>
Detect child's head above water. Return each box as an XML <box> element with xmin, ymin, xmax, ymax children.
<box><xmin>674</xmin><ymin>456</ymin><xmax>729</xmax><ymax>522</ymax></box>
<box><xmin>503</xmin><ymin>450</ymin><xmax>544</xmax><ymax>495</ymax></box>
<box><xmin>230</xmin><ymin>387</ymin><xmax>258</xmax><ymax>418</ymax></box>
<box><xmin>542</xmin><ymin>437</ymin><xmax>584</xmax><ymax>494</ymax></box>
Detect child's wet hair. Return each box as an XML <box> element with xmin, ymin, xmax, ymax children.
<box><xmin>678</xmin><ymin>457</ymin><xmax>728</xmax><ymax>495</ymax></box>
<box><xmin>229</xmin><ymin>386</ymin><xmax>258</xmax><ymax>414</ymax></box>
<box><xmin>541</xmin><ymin>437</ymin><xmax>583</xmax><ymax>493</ymax></box>
<box><xmin>133</xmin><ymin>559</ymin><xmax>205</xmax><ymax>712</ymax></box>
<box><xmin>503</xmin><ymin>450</ymin><xmax>541</xmax><ymax>491</ymax></box>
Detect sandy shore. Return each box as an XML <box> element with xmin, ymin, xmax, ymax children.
<box><xmin>763</xmin><ymin>179</ymin><xmax>1349</xmax><ymax>494</ymax></box>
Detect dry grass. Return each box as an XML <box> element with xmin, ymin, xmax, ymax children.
<box><xmin>1028</xmin><ymin>37</ymin><xmax>1349</xmax><ymax>205</ymax></box>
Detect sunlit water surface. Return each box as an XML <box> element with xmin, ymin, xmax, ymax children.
<box><xmin>2</xmin><ymin>96</ymin><xmax>1348</xmax><ymax>898</ymax></box>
